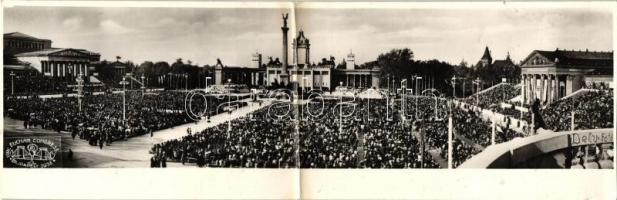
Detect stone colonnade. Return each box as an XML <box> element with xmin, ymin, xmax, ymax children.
<box><xmin>41</xmin><ymin>60</ymin><xmax>89</xmax><ymax>78</ymax></box>
<box><xmin>521</xmin><ymin>74</ymin><xmax>565</xmax><ymax>105</ymax></box>
<box><xmin>344</xmin><ymin>73</ymin><xmax>373</xmax><ymax>88</ymax></box>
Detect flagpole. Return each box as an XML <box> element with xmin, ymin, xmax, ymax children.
<box><xmin>448</xmin><ymin>113</ymin><xmax>453</xmax><ymax>169</ymax></box>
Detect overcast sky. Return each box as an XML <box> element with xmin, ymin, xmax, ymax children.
<box><xmin>4</xmin><ymin>6</ymin><xmax>613</xmax><ymax>67</ymax></box>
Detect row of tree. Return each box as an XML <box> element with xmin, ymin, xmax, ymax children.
<box><xmin>373</xmin><ymin>48</ymin><xmax>521</xmax><ymax>97</ymax></box>
<box><xmin>91</xmin><ymin>48</ymin><xmax>521</xmax><ymax>95</ymax></box>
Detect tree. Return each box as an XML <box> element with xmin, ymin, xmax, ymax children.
<box><xmin>153</xmin><ymin>61</ymin><xmax>170</xmax><ymax>76</ymax></box>
<box><xmin>376</xmin><ymin>48</ymin><xmax>415</xmax><ymax>79</ymax></box>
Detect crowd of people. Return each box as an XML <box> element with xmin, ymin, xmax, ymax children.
<box><xmin>464</xmin><ymin>83</ymin><xmax>521</xmax><ymax>108</ymax></box>
<box><xmin>152</xmin><ymin>93</ymin><xmax>507</xmax><ymax>168</ymax></box>
<box><xmin>4</xmin><ymin>91</ymin><xmax>247</xmax><ymax>149</ymax></box>
<box><xmin>539</xmin><ymin>90</ymin><xmax>613</xmax><ymax>131</ymax></box>
<box><xmin>152</xmin><ymin>103</ymin><xmax>297</xmax><ymax>168</ymax></box>
<box><xmin>3</xmin><ymin>70</ymin><xmax>72</xmax><ymax>95</ymax></box>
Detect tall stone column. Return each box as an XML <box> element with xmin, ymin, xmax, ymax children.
<box><xmin>566</xmin><ymin>75</ymin><xmax>574</xmax><ymax>96</ymax></box>
<box><xmin>547</xmin><ymin>75</ymin><xmax>553</xmax><ymax>103</ymax></box>
<box><xmin>555</xmin><ymin>75</ymin><xmax>561</xmax><ymax>100</ymax></box>
<box><xmin>541</xmin><ymin>74</ymin><xmax>547</xmax><ymax>103</ymax></box>
<box><xmin>525</xmin><ymin>74</ymin><xmax>532</xmax><ymax>104</ymax></box>
<box><xmin>521</xmin><ymin>74</ymin><xmax>527</xmax><ymax>104</ymax></box>
<box><xmin>53</xmin><ymin>62</ymin><xmax>57</xmax><ymax>77</ymax></box>
<box><xmin>280</xmin><ymin>13</ymin><xmax>290</xmax><ymax>84</ymax></box>
<box><xmin>530</xmin><ymin>74</ymin><xmax>535</xmax><ymax>102</ymax></box>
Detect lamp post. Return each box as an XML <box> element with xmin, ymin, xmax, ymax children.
<box><xmin>473</xmin><ymin>78</ymin><xmax>481</xmax><ymax>107</ymax></box>
<box><xmin>141</xmin><ymin>74</ymin><xmax>146</xmax><ymax>95</ymax></box>
<box><xmin>120</xmin><ymin>76</ymin><xmax>129</xmax><ymax>122</ymax></box>
<box><xmin>571</xmin><ymin>111</ymin><xmax>575</xmax><ymax>131</ymax></box>
<box><xmin>205</xmin><ymin>76</ymin><xmax>212</xmax><ymax>93</ymax></box>
<box><xmin>413</xmin><ymin>76</ymin><xmax>423</xmax><ymax>119</ymax></box>
<box><xmin>501</xmin><ymin>78</ymin><xmax>507</xmax><ymax>102</ymax></box>
<box><xmin>227</xmin><ymin>79</ymin><xmax>232</xmax><ymax>133</ymax></box>
<box><xmin>76</xmin><ymin>73</ymin><xmax>84</xmax><ymax>113</ymax></box>
<box><xmin>462</xmin><ymin>78</ymin><xmax>466</xmax><ymax>98</ymax></box>
<box><xmin>339</xmin><ymin>81</ymin><xmax>344</xmax><ymax>133</ymax></box>
<box><xmin>387</xmin><ymin>76</ymin><xmax>390</xmax><ymax>93</ymax></box>
<box><xmin>401</xmin><ymin>79</ymin><xmax>407</xmax><ymax>121</ymax></box>
<box><xmin>451</xmin><ymin>75</ymin><xmax>457</xmax><ymax>99</ymax></box>
<box><xmin>301</xmin><ymin>77</ymin><xmax>309</xmax><ymax>120</ymax></box>
<box><xmin>367</xmin><ymin>88</ymin><xmax>374</xmax><ymax>122</ymax></box>
<box><xmin>447</xmin><ymin>111</ymin><xmax>453</xmax><ymax>169</ymax></box>
<box><xmin>10</xmin><ymin>72</ymin><xmax>15</xmax><ymax>95</ymax></box>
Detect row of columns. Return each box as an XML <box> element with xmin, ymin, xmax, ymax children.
<box><xmin>344</xmin><ymin>74</ymin><xmax>372</xmax><ymax>88</ymax></box>
<box><xmin>223</xmin><ymin>71</ymin><xmax>266</xmax><ymax>86</ymax></box>
<box><xmin>251</xmin><ymin>72</ymin><xmax>262</xmax><ymax>85</ymax></box>
<box><xmin>521</xmin><ymin>74</ymin><xmax>562</xmax><ymax>105</ymax></box>
<box><xmin>41</xmin><ymin>61</ymin><xmax>88</xmax><ymax>78</ymax></box>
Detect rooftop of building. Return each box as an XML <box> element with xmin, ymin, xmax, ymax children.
<box><xmin>4</xmin><ymin>32</ymin><xmax>51</xmax><ymax>41</ymax></box>
<box><xmin>523</xmin><ymin>48</ymin><xmax>613</xmax><ymax>68</ymax></box>
<box><xmin>15</xmin><ymin>48</ymin><xmax>100</xmax><ymax>57</ymax></box>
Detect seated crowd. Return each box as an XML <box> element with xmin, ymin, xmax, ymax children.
<box><xmin>153</xmin><ymin>93</ymin><xmax>506</xmax><ymax>168</ymax></box>
<box><xmin>5</xmin><ymin>91</ymin><xmax>247</xmax><ymax>149</ymax></box>
<box><xmin>151</xmin><ymin>102</ymin><xmax>296</xmax><ymax>168</ymax></box>
<box><xmin>464</xmin><ymin>83</ymin><xmax>521</xmax><ymax>108</ymax></box>
<box><xmin>539</xmin><ymin>90</ymin><xmax>613</xmax><ymax>131</ymax></box>
<box><xmin>4</xmin><ymin>71</ymin><xmax>71</xmax><ymax>95</ymax></box>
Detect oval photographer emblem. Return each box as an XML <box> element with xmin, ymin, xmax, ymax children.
<box><xmin>5</xmin><ymin>138</ymin><xmax>59</xmax><ymax>168</ymax></box>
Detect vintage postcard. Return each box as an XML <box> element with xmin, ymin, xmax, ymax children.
<box><xmin>1</xmin><ymin>1</ymin><xmax>615</xmax><ymax>199</ymax></box>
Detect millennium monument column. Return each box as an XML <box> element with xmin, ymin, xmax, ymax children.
<box><xmin>280</xmin><ymin>13</ymin><xmax>290</xmax><ymax>85</ymax></box>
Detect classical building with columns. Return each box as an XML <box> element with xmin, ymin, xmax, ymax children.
<box><xmin>520</xmin><ymin>49</ymin><xmax>613</xmax><ymax>105</ymax></box>
<box><xmin>4</xmin><ymin>32</ymin><xmax>101</xmax><ymax>79</ymax></box>
<box><xmin>15</xmin><ymin>48</ymin><xmax>100</xmax><ymax>78</ymax></box>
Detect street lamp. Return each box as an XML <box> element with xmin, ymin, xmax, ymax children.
<box><xmin>9</xmin><ymin>72</ymin><xmax>15</xmax><ymax>95</ymax></box>
<box><xmin>227</xmin><ymin>79</ymin><xmax>232</xmax><ymax>133</ymax></box>
<box><xmin>502</xmin><ymin>78</ymin><xmax>507</xmax><ymax>102</ymax></box>
<box><xmin>76</xmin><ymin>73</ymin><xmax>84</xmax><ymax>113</ymax></box>
<box><xmin>387</xmin><ymin>76</ymin><xmax>390</xmax><ymax>93</ymax></box>
<box><xmin>301</xmin><ymin>77</ymin><xmax>309</xmax><ymax>120</ymax></box>
<box><xmin>120</xmin><ymin>76</ymin><xmax>129</xmax><ymax>122</ymax></box>
<box><xmin>413</xmin><ymin>75</ymin><xmax>423</xmax><ymax>119</ymax></box>
<box><xmin>423</xmin><ymin>89</ymin><xmax>439</xmax><ymax>120</ymax></box>
<box><xmin>339</xmin><ymin>89</ymin><xmax>343</xmax><ymax>134</ymax></box>
<box><xmin>366</xmin><ymin>88</ymin><xmax>374</xmax><ymax>122</ymax></box>
<box><xmin>401</xmin><ymin>79</ymin><xmax>407</xmax><ymax>121</ymax></box>
<box><xmin>473</xmin><ymin>78</ymin><xmax>481</xmax><ymax>107</ymax></box>
<box><xmin>451</xmin><ymin>75</ymin><xmax>457</xmax><ymax>99</ymax></box>
<box><xmin>205</xmin><ymin>76</ymin><xmax>212</xmax><ymax>93</ymax></box>
<box><xmin>141</xmin><ymin>74</ymin><xmax>146</xmax><ymax>95</ymax></box>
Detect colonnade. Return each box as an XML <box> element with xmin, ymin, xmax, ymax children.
<box><xmin>521</xmin><ymin>74</ymin><xmax>565</xmax><ymax>105</ymax></box>
<box><xmin>344</xmin><ymin>74</ymin><xmax>372</xmax><ymax>88</ymax></box>
<box><xmin>41</xmin><ymin>61</ymin><xmax>89</xmax><ymax>78</ymax></box>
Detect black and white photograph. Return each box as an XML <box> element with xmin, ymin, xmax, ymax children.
<box><xmin>2</xmin><ymin>3</ymin><xmax>614</xmax><ymax>170</ymax></box>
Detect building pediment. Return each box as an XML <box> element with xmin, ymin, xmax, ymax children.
<box><xmin>521</xmin><ymin>51</ymin><xmax>555</xmax><ymax>67</ymax></box>
<box><xmin>49</xmin><ymin>49</ymin><xmax>90</xmax><ymax>57</ymax></box>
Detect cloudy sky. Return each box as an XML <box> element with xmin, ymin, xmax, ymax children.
<box><xmin>4</xmin><ymin>6</ymin><xmax>613</xmax><ymax>67</ymax></box>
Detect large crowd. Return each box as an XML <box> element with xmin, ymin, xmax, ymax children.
<box><xmin>152</xmin><ymin>101</ymin><xmax>296</xmax><ymax>168</ymax></box>
<box><xmin>3</xmin><ymin>71</ymin><xmax>72</xmax><ymax>95</ymax></box>
<box><xmin>4</xmin><ymin>91</ymin><xmax>247</xmax><ymax>149</ymax></box>
<box><xmin>464</xmin><ymin>83</ymin><xmax>521</xmax><ymax>108</ymax></box>
<box><xmin>152</xmin><ymin>93</ymin><xmax>507</xmax><ymax>168</ymax></box>
<box><xmin>539</xmin><ymin>90</ymin><xmax>613</xmax><ymax>131</ymax></box>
